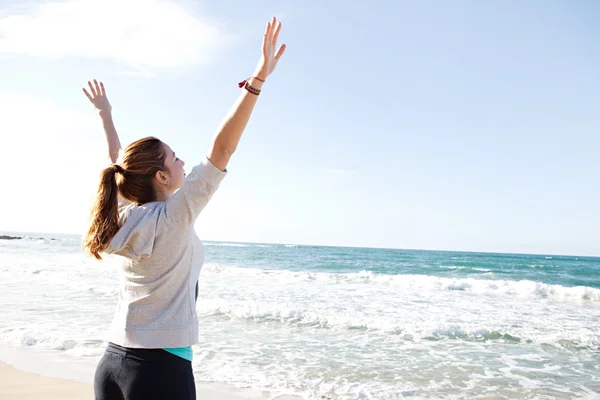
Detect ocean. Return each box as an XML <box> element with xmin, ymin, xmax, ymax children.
<box><xmin>0</xmin><ymin>232</ymin><xmax>599</xmax><ymax>399</ymax></box>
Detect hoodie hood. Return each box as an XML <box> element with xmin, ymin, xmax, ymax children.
<box><xmin>107</xmin><ymin>202</ymin><xmax>162</xmax><ymax>261</ymax></box>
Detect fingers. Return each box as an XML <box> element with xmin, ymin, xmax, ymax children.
<box><xmin>82</xmin><ymin>88</ymin><xmax>93</xmax><ymax>102</ymax></box>
<box><xmin>262</xmin><ymin>19</ymin><xmax>274</xmax><ymax>58</ymax></box>
<box><xmin>268</xmin><ymin>16</ymin><xmax>275</xmax><ymax>37</ymax></box>
<box><xmin>274</xmin><ymin>43</ymin><xmax>286</xmax><ymax>60</ymax></box>
<box><xmin>264</xmin><ymin>17</ymin><xmax>276</xmax><ymax>41</ymax></box>
<box><xmin>85</xmin><ymin>79</ymin><xmax>106</xmax><ymax>98</ymax></box>
<box><xmin>93</xmin><ymin>79</ymin><xmax>101</xmax><ymax>96</ymax></box>
<box><xmin>272</xmin><ymin>20</ymin><xmax>282</xmax><ymax>45</ymax></box>
<box><xmin>262</xmin><ymin>21</ymin><xmax>270</xmax><ymax>54</ymax></box>
<box><xmin>262</xmin><ymin>17</ymin><xmax>281</xmax><ymax>58</ymax></box>
<box><xmin>87</xmin><ymin>80</ymin><xmax>97</xmax><ymax>97</ymax></box>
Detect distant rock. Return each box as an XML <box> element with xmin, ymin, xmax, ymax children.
<box><xmin>0</xmin><ymin>235</ymin><xmax>22</xmax><ymax>240</ymax></box>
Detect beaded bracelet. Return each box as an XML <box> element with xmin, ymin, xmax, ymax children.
<box><xmin>238</xmin><ymin>76</ymin><xmax>264</xmax><ymax>96</ymax></box>
<box><xmin>244</xmin><ymin>81</ymin><xmax>261</xmax><ymax>95</ymax></box>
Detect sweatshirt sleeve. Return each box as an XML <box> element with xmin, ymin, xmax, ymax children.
<box><xmin>162</xmin><ymin>156</ymin><xmax>227</xmax><ymax>226</ymax></box>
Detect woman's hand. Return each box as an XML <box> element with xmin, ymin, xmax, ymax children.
<box><xmin>83</xmin><ymin>79</ymin><xmax>112</xmax><ymax>114</ymax></box>
<box><xmin>254</xmin><ymin>17</ymin><xmax>286</xmax><ymax>81</ymax></box>
<box><xmin>83</xmin><ymin>79</ymin><xmax>121</xmax><ymax>162</ymax></box>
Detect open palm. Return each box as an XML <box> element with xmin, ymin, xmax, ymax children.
<box><xmin>82</xmin><ymin>79</ymin><xmax>112</xmax><ymax>113</ymax></box>
<box><xmin>255</xmin><ymin>17</ymin><xmax>286</xmax><ymax>80</ymax></box>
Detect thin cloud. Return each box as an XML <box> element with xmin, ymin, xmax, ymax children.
<box><xmin>323</xmin><ymin>168</ymin><xmax>357</xmax><ymax>175</ymax></box>
<box><xmin>0</xmin><ymin>92</ymin><xmax>111</xmax><ymax>234</ymax></box>
<box><xmin>0</xmin><ymin>0</ymin><xmax>225</xmax><ymax>73</ymax></box>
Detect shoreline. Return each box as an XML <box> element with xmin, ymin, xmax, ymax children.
<box><xmin>0</xmin><ymin>345</ymin><xmax>302</xmax><ymax>400</ymax></box>
<box><xmin>0</xmin><ymin>362</ymin><xmax>92</xmax><ymax>400</ymax></box>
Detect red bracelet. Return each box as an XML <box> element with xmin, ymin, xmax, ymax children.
<box><xmin>237</xmin><ymin>76</ymin><xmax>265</xmax><ymax>88</ymax></box>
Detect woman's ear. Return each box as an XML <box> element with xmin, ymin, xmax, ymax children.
<box><xmin>154</xmin><ymin>170</ymin><xmax>169</xmax><ymax>186</ymax></box>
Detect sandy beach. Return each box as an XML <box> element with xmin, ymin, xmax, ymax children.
<box><xmin>0</xmin><ymin>363</ymin><xmax>300</xmax><ymax>400</ymax></box>
<box><xmin>0</xmin><ymin>363</ymin><xmax>92</xmax><ymax>400</ymax></box>
<box><xmin>0</xmin><ymin>350</ymin><xmax>301</xmax><ymax>400</ymax></box>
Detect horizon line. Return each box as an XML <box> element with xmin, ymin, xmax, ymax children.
<box><xmin>1</xmin><ymin>229</ymin><xmax>597</xmax><ymax>259</ymax></box>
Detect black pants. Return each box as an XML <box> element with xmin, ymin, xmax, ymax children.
<box><xmin>94</xmin><ymin>342</ymin><xmax>196</xmax><ymax>400</ymax></box>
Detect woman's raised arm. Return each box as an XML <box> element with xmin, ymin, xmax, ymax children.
<box><xmin>83</xmin><ymin>80</ymin><xmax>121</xmax><ymax>164</ymax></box>
<box><xmin>207</xmin><ymin>17</ymin><xmax>286</xmax><ymax>171</ymax></box>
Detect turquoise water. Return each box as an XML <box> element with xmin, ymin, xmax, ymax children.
<box><xmin>205</xmin><ymin>242</ymin><xmax>599</xmax><ymax>289</ymax></box>
<box><xmin>1</xmin><ymin>232</ymin><xmax>599</xmax><ymax>399</ymax></box>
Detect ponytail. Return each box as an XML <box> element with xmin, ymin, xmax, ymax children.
<box><xmin>84</xmin><ymin>165</ymin><xmax>121</xmax><ymax>260</ymax></box>
<box><xmin>83</xmin><ymin>137</ymin><xmax>167</xmax><ymax>260</ymax></box>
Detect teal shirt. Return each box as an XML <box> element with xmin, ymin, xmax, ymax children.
<box><xmin>163</xmin><ymin>346</ymin><xmax>193</xmax><ymax>361</ymax></box>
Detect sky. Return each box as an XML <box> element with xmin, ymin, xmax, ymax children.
<box><xmin>0</xmin><ymin>0</ymin><xmax>599</xmax><ymax>256</ymax></box>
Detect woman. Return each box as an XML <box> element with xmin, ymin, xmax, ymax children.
<box><xmin>83</xmin><ymin>17</ymin><xmax>286</xmax><ymax>400</ymax></box>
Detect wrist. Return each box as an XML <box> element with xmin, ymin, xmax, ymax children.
<box><xmin>253</xmin><ymin>65</ymin><xmax>268</xmax><ymax>82</ymax></box>
<box><xmin>98</xmin><ymin>109</ymin><xmax>112</xmax><ymax>118</ymax></box>
<box><xmin>247</xmin><ymin>76</ymin><xmax>265</xmax><ymax>89</ymax></box>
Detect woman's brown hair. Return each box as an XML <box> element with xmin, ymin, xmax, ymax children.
<box><xmin>84</xmin><ymin>136</ymin><xmax>167</xmax><ymax>260</ymax></box>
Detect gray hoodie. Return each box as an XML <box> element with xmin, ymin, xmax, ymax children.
<box><xmin>105</xmin><ymin>157</ymin><xmax>227</xmax><ymax>348</ymax></box>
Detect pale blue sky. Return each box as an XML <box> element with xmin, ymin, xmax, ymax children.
<box><xmin>1</xmin><ymin>0</ymin><xmax>598</xmax><ymax>256</ymax></box>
